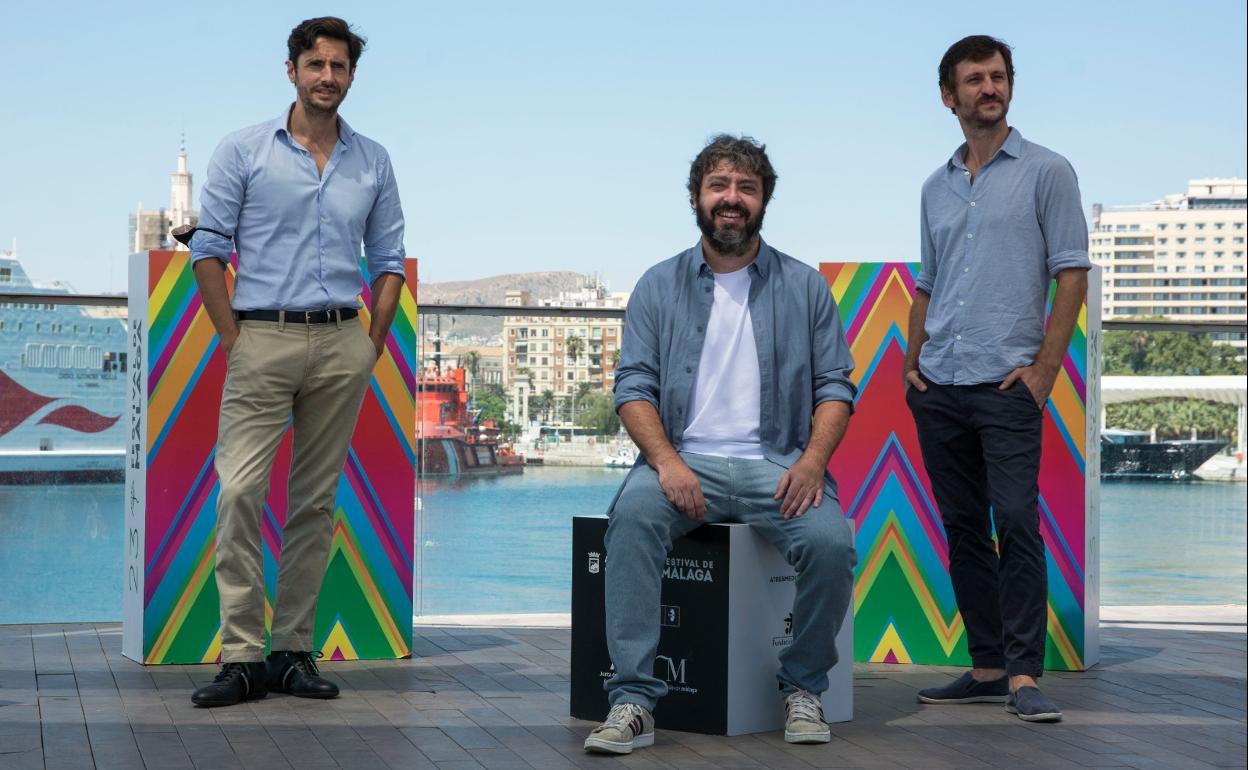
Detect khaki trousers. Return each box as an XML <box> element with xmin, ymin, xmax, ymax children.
<box><xmin>213</xmin><ymin>318</ymin><xmax>376</xmax><ymax>662</ymax></box>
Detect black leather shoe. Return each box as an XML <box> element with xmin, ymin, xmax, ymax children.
<box><xmin>191</xmin><ymin>662</ymin><xmax>267</xmax><ymax>707</ymax></box>
<box><xmin>266</xmin><ymin>650</ymin><xmax>339</xmax><ymax>699</ymax></box>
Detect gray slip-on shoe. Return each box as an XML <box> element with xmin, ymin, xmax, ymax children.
<box><xmin>1006</xmin><ymin>686</ymin><xmax>1062</xmax><ymax>722</ymax></box>
<box><xmin>917</xmin><ymin>671</ymin><xmax>1009</xmax><ymax>704</ymax></box>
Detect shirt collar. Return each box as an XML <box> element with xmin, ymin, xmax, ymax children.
<box><xmin>271</xmin><ymin>103</ymin><xmax>355</xmax><ymax>147</ymax></box>
<box><xmin>948</xmin><ymin>126</ymin><xmax>1022</xmax><ymax>170</ymax></box>
<box><xmin>694</xmin><ymin>238</ymin><xmax>774</xmax><ymax>280</ymax></box>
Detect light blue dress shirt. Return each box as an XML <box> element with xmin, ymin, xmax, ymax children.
<box><xmin>917</xmin><ymin>128</ymin><xmax>1091</xmax><ymax>385</ymax></box>
<box><xmin>189</xmin><ymin>106</ymin><xmax>406</xmax><ymax>311</ymax></box>
<box><xmin>613</xmin><ymin>240</ymin><xmax>856</xmax><ymax>483</ymax></box>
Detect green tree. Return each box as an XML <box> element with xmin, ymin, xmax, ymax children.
<box><xmin>566</xmin><ymin>334</ymin><xmax>585</xmax><ymax>366</ymax></box>
<box><xmin>1100</xmin><ymin>327</ymin><xmax>1242</xmax><ymax>446</ymax></box>
<box><xmin>463</xmin><ymin>349</ymin><xmax>481</xmax><ymax>384</ymax></box>
<box><xmin>529</xmin><ymin>388</ymin><xmax>556</xmax><ymax>422</ymax></box>
<box><xmin>574</xmin><ymin>381</ymin><xmax>596</xmax><ymax>417</ymax></box>
<box><xmin>1106</xmin><ymin>399</ymin><xmax>1237</xmax><ymax>442</ymax></box>
<box><xmin>1102</xmin><ymin>328</ymin><xmax>1244</xmax><ymax>376</ymax></box>
<box><xmin>577</xmin><ymin>391</ymin><xmax>621</xmax><ymax>436</ymax></box>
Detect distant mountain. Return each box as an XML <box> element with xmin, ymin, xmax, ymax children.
<box><xmin>417</xmin><ymin>271</ymin><xmax>597</xmax><ymax>340</ymax></box>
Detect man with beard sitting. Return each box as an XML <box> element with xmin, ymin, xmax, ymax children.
<box><xmin>583</xmin><ymin>135</ymin><xmax>858</xmax><ymax>754</ymax></box>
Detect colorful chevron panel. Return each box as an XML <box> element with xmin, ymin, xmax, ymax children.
<box><xmin>123</xmin><ymin>251</ymin><xmax>416</xmax><ymax>664</ymax></box>
<box><xmin>822</xmin><ymin>262</ymin><xmax>1100</xmax><ymax>672</ymax></box>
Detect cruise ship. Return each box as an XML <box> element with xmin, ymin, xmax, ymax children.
<box><xmin>0</xmin><ymin>252</ymin><xmax>128</xmax><ymax>482</ymax></box>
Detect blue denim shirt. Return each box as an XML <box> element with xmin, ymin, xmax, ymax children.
<box><xmin>917</xmin><ymin>129</ymin><xmax>1091</xmax><ymax>385</ymax></box>
<box><xmin>614</xmin><ymin>240</ymin><xmax>856</xmax><ymax>485</ymax></box>
<box><xmin>189</xmin><ymin>105</ymin><xmax>406</xmax><ymax>311</ymax></box>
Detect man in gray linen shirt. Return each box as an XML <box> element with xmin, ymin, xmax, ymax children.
<box><xmin>582</xmin><ymin>135</ymin><xmax>857</xmax><ymax>755</ymax></box>
<box><xmin>904</xmin><ymin>35</ymin><xmax>1091</xmax><ymax>723</ymax></box>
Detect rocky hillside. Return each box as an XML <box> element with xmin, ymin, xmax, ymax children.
<box><xmin>417</xmin><ymin>271</ymin><xmax>596</xmax><ymax>340</ymax></box>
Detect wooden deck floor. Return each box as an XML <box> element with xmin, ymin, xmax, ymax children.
<box><xmin>1</xmin><ymin>610</ymin><xmax>1244</xmax><ymax>769</ymax></box>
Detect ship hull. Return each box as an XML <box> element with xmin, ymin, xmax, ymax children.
<box><xmin>419</xmin><ymin>437</ymin><xmax>524</xmax><ymax>478</ymax></box>
<box><xmin>1101</xmin><ymin>440</ymin><xmax>1226</xmax><ymax>481</ymax></box>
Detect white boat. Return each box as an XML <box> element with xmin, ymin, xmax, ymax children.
<box><xmin>602</xmin><ymin>446</ymin><xmax>637</xmax><ymax>468</ymax></box>
<box><xmin>0</xmin><ymin>252</ymin><xmax>127</xmax><ymax>482</ymax></box>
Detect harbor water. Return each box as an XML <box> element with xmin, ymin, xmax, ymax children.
<box><xmin>1</xmin><ymin>469</ymin><xmax>1244</xmax><ymax>623</ymax></box>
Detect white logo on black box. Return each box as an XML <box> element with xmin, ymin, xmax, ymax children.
<box><xmin>655</xmin><ymin>655</ymin><xmax>697</xmax><ymax>694</ymax></box>
<box><xmin>661</xmin><ymin>605</ymin><xmax>681</xmax><ymax>627</ymax></box>
<box><xmin>663</xmin><ymin>556</ymin><xmax>714</xmax><ymax>582</ymax></box>
<box><xmin>587</xmin><ymin>551</ymin><xmax>600</xmax><ymax>574</ymax></box>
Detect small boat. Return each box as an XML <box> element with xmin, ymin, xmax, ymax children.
<box><xmin>1101</xmin><ymin>429</ymin><xmax>1226</xmax><ymax>481</ymax></box>
<box><xmin>603</xmin><ymin>447</ymin><xmax>637</xmax><ymax>468</ymax></box>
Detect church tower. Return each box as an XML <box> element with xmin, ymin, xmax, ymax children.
<box><xmin>168</xmin><ymin>134</ymin><xmax>197</xmax><ymax>249</ymax></box>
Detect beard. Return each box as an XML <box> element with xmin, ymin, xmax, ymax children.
<box><xmin>298</xmin><ymin>83</ymin><xmax>347</xmax><ymax>118</ymax></box>
<box><xmin>695</xmin><ymin>201</ymin><xmax>765</xmax><ymax>257</ymax></box>
<box><xmin>959</xmin><ymin>95</ymin><xmax>1009</xmax><ymax>130</ymax></box>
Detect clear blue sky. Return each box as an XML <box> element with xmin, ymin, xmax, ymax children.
<box><xmin>2</xmin><ymin>0</ymin><xmax>1244</xmax><ymax>294</ymax></box>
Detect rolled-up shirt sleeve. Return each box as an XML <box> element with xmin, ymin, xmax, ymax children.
<box><xmin>190</xmin><ymin>136</ymin><xmax>245</xmax><ymax>265</ymax></box>
<box><xmin>811</xmin><ymin>278</ymin><xmax>857</xmax><ymax>411</ymax></box>
<box><xmin>363</xmin><ymin>150</ymin><xmax>406</xmax><ymax>280</ymax></box>
<box><xmin>916</xmin><ymin>185</ymin><xmax>937</xmax><ymax>294</ymax></box>
<box><xmin>1038</xmin><ymin>158</ymin><xmax>1092</xmax><ymax>277</ymax></box>
<box><xmin>613</xmin><ymin>276</ymin><xmax>662</xmax><ymax>413</ymax></box>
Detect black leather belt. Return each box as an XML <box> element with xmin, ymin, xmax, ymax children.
<box><xmin>236</xmin><ymin>308</ymin><xmax>359</xmax><ymax>324</ymax></box>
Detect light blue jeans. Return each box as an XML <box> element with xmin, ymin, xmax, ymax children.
<box><xmin>604</xmin><ymin>452</ymin><xmax>856</xmax><ymax>710</ymax></box>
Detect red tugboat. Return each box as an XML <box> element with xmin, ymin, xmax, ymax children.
<box><xmin>418</xmin><ymin>366</ymin><xmax>524</xmax><ymax>477</ymax></box>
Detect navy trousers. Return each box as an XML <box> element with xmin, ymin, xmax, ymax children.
<box><xmin>906</xmin><ymin>380</ymin><xmax>1048</xmax><ymax>677</ymax></box>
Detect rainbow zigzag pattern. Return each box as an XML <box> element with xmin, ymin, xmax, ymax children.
<box><xmin>822</xmin><ymin>262</ymin><xmax>1092</xmax><ymax>671</ymax></box>
<box><xmin>139</xmin><ymin>251</ymin><xmax>416</xmax><ymax>664</ymax></box>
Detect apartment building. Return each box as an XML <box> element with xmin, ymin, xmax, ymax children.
<box><xmin>502</xmin><ymin>284</ymin><xmax>627</xmax><ymax>406</ymax></box>
<box><xmin>1090</xmin><ymin>178</ymin><xmax>1247</xmax><ymax>351</ymax></box>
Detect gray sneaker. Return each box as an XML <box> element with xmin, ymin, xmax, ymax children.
<box><xmin>784</xmin><ymin>690</ymin><xmax>831</xmax><ymax>744</ymax></box>
<box><xmin>583</xmin><ymin>703</ymin><xmax>655</xmax><ymax>754</ymax></box>
<box><xmin>1006</xmin><ymin>686</ymin><xmax>1062</xmax><ymax>722</ymax></box>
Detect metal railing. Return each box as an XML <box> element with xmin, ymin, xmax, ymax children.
<box><xmin>3</xmin><ymin>291</ymin><xmax>1245</xmax><ymax>332</ymax></box>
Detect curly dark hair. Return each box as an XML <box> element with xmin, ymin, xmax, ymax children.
<box><xmin>287</xmin><ymin>17</ymin><xmax>367</xmax><ymax>70</ymax></box>
<box><xmin>687</xmin><ymin>134</ymin><xmax>778</xmax><ymax>206</ymax></box>
<box><xmin>939</xmin><ymin>35</ymin><xmax>1014</xmax><ymax>93</ymax></box>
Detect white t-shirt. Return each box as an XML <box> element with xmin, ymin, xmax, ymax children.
<box><xmin>678</xmin><ymin>266</ymin><xmax>764</xmax><ymax>459</ymax></box>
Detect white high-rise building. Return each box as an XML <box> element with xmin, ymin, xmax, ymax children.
<box><xmin>128</xmin><ymin>137</ymin><xmax>200</xmax><ymax>253</ymax></box>
<box><xmin>1090</xmin><ymin>178</ymin><xmax>1247</xmax><ymax>351</ymax></box>
<box><xmin>502</xmin><ymin>282</ymin><xmax>628</xmax><ymax>420</ymax></box>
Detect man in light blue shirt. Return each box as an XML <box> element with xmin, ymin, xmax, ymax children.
<box><xmin>904</xmin><ymin>35</ymin><xmax>1091</xmax><ymax>723</ymax></box>
<box><xmin>188</xmin><ymin>16</ymin><xmax>406</xmax><ymax>709</ymax></box>
<box><xmin>583</xmin><ymin>136</ymin><xmax>857</xmax><ymax>754</ymax></box>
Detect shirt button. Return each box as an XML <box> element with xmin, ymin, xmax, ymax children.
<box><xmin>964</xmin><ymin>171</ymin><xmax>970</xmax><ymax>176</ymax></box>
<box><xmin>966</xmin><ymin>233</ymin><xmax>974</xmax><ymax>239</ymax></box>
<box><xmin>958</xmin><ymin>300</ymin><xmax>965</xmax><ymax>306</ymax></box>
<box><xmin>696</xmin><ymin>325</ymin><xmax>704</xmax><ymax>332</ymax></box>
<box><xmin>970</xmin><ymin>201</ymin><xmax>977</xmax><ymax>207</ymax></box>
<box><xmin>685</xmin><ymin>366</ymin><xmax>693</xmax><ymax>373</ymax></box>
<box><xmin>705</xmin><ymin>286</ymin><xmax>712</xmax><ymax>293</ymax></box>
<box><xmin>956</xmin><ymin>334</ymin><xmax>962</xmax><ymax>340</ymax></box>
<box><xmin>963</xmin><ymin>267</ymin><xmax>970</xmax><ymax>273</ymax></box>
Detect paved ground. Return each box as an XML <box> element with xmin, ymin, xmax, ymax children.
<box><xmin>1</xmin><ymin>608</ymin><xmax>1244</xmax><ymax>769</ymax></box>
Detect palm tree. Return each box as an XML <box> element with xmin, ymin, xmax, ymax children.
<box><xmin>574</xmin><ymin>380</ymin><xmax>596</xmax><ymax>419</ymax></box>
<box><xmin>539</xmin><ymin>389</ymin><xmax>556</xmax><ymax>422</ymax></box>
<box><xmin>463</xmin><ymin>349</ymin><xmax>481</xmax><ymax>385</ymax></box>
<box><xmin>566</xmin><ymin>334</ymin><xmax>585</xmax><ymax>366</ymax></box>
